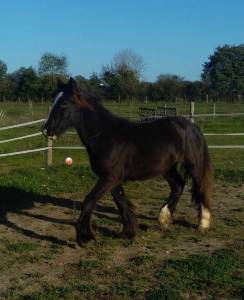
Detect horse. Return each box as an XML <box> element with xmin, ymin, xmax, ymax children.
<box><xmin>42</xmin><ymin>77</ymin><xmax>213</xmax><ymax>246</ymax></box>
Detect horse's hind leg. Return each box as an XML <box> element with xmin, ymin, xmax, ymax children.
<box><xmin>111</xmin><ymin>185</ymin><xmax>137</xmax><ymax>239</ymax></box>
<box><xmin>159</xmin><ymin>166</ymin><xmax>185</xmax><ymax>229</ymax></box>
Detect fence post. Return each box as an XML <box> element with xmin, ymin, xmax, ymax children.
<box><xmin>46</xmin><ymin>106</ymin><xmax>53</xmax><ymax>166</ymax></box>
<box><xmin>47</xmin><ymin>137</ymin><xmax>53</xmax><ymax>166</ymax></box>
<box><xmin>213</xmin><ymin>103</ymin><xmax>216</xmax><ymax>116</ymax></box>
<box><xmin>190</xmin><ymin>101</ymin><xmax>195</xmax><ymax>123</ymax></box>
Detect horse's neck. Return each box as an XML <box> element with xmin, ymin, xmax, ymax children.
<box><xmin>75</xmin><ymin>102</ymin><xmax>111</xmax><ymax>150</ymax></box>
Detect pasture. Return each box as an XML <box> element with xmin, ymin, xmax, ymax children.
<box><xmin>0</xmin><ymin>100</ymin><xmax>244</xmax><ymax>299</ymax></box>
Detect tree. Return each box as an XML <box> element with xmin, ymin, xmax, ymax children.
<box><xmin>0</xmin><ymin>60</ymin><xmax>7</xmax><ymax>80</ymax></box>
<box><xmin>111</xmin><ymin>49</ymin><xmax>145</xmax><ymax>79</ymax></box>
<box><xmin>38</xmin><ymin>52</ymin><xmax>68</xmax><ymax>77</ymax></box>
<box><xmin>155</xmin><ymin>74</ymin><xmax>184</xmax><ymax>101</ymax></box>
<box><xmin>38</xmin><ymin>52</ymin><xmax>68</xmax><ymax>99</ymax></box>
<box><xmin>10</xmin><ymin>67</ymin><xmax>40</xmax><ymax>101</ymax></box>
<box><xmin>101</xmin><ymin>64</ymin><xmax>140</xmax><ymax>100</ymax></box>
<box><xmin>0</xmin><ymin>60</ymin><xmax>8</xmax><ymax>100</ymax></box>
<box><xmin>182</xmin><ymin>81</ymin><xmax>207</xmax><ymax>101</ymax></box>
<box><xmin>202</xmin><ymin>44</ymin><xmax>244</xmax><ymax>100</ymax></box>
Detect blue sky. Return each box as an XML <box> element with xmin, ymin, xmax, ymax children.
<box><xmin>0</xmin><ymin>0</ymin><xmax>243</xmax><ymax>81</ymax></box>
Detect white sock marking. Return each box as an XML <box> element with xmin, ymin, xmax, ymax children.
<box><xmin>159</xmin><ymin>205</ymin><xmax>171</xmax><ymax>228</ymax></box>
<box><xmin>199</xmin><ymin>205</ymin><xmax>211</xmax><ymax>229</ymax></box>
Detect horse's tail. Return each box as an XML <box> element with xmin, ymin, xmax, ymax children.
<box><xmin>184</xmin><ymin>123</ymin><xmax>213</xmax><ymax>228</ymax></box>
<box><xmin>178</xmin><ymin>119</ymin><xmax>213</xmax><ymax>230</ymax></box>
<box><xmin>200</xmin><ymin>140</ymin><xmax>213</xmax><ymax>211</ymax></box>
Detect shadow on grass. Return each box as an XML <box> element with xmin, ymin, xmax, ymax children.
<box><xmin>0</xmin><ymin>186</ymin><xmax>123</xmax><ymax>245</ymax></box>
<box><xmin>0</xmin><ymin>186</ymin><xmax>78</xmax><ymax>247</ymax></box>
<box><xmin>0</xmin><ymin>186</ymin><xmax>182</xmax><ymax>244</ymax></box>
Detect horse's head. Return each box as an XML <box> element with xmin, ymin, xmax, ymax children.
<box><xmin>42</xmin><ymin>77</ymin><xmax>93</xmax><ymax>139</ymax></box>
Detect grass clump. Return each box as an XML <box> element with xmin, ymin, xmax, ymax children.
<box><xmin>215</xmin><ymin>168</ymin><xmax>244</xmax><ymax>183</ymax></box>
<box><xmin>21</xmin><ymin>286</ymin><xmax>73</xmax><ymax>300</ymax></box>
<box><xmin>155</xmin><ymin>249</ymin><xmax>243</xmax><ymax>298</ymax></box>
<box><xmin>6</xmin><ymin>241</ymin><xmax>38</xmax><ymax>254</ymax></box>
<box><xmin>145</xmin><ymin>286</ymin><xmax>183</xmax><ymax>300</ymax></box>
<box><xmin>130</xmin><ymin>255</ymin><xmax>155</xmax><ymax>266</ymax></box>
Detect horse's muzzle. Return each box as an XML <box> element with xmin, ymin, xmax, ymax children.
<box><xmin>41</xmin><ymin>122</ymin><xmax>48</xmax><ymax>138</ymax></box>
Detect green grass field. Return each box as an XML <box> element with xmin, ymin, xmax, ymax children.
<box><xmin>0</xmin><ymin>100</ymin><xmax>244</xmax><ymax>299</ymax></box>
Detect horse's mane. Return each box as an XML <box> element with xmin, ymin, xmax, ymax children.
<box><xmin>88</xmin><ymin>95</ymin><xmax>133</xmax><ymax>127</ymax></box>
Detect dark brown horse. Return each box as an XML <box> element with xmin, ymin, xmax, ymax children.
<box><xmin>42</xmin><ymin>78</ymin><xmax>213</xmax><ymax>246</ymax></box>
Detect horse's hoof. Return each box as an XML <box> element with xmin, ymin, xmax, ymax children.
<box><xmin>76</xmin><ymin>232</ymin><xmax>96</xmax><ymax>246</ymax></box>
<box><xmin>119</xmin><ymin>229</ymin><xmax>136</xmax><ymax>240</ymax></box>
<box><xmin>158</xmin><ymin>222</ymin><xmax>171</xmax><ymax>231</ymax></box>
<box><xmin>198</xmin><ymin>225</ymin><xmax>209</xmax><ymax>234</ymax></box>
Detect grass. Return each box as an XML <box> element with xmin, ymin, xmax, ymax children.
<box><xmin>6</xmin><ymin>241</ymin><xmax>38</xmax><ymax>253</ymax></box>
<box><xmin>154</xmin><ymin>249</ymin><xmax>244</xmax><ymax>299</ymax></box>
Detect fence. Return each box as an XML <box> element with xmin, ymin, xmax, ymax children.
<box><xmin>0</xmin><ymin>119</ymin><xmax>85</xmax><ymax>165</ymax></box>
<box><xmin>0</xmin><ymin>103</ymin><xmax>244</xmax><ymax>166</ymax></box>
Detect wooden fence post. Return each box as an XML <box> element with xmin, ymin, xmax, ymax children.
<box><xmin>47</xmin><ymin>137</ymin><xmax>53</xmax><ymax>166</ymax></box>
<box><xmin>46</xmin><ymin>106</ymin><xmax>53</xmax><ymax>166</ymax></box>
<box><xmin>190</xmin><ymin>101</ymin><xmax>195</xmax><ymax>123</ymax></box>
<box><xmin>213</xmin><ymin>103</ymin><xmax>216</xmax><ymax>116</ymax></box>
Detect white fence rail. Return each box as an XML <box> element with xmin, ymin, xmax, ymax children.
<box><xmin>0</xmin><ymin>119</ymin><xmax>45</xmax><ymax>131</ymax></box>
<box><xmin>0</xmin><ymin>115</ymin><xmax>244</xmax><ymax>164</ymax></box>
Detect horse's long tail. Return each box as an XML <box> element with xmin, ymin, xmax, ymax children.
<box><xmin>184</xmin><ymin>123</ymin><xmax>213</xmax><ymax>230</ymax></box>
<box><xmin>200</xmin><ymin>140</ymin><xmax>213</xmax><ymax>211</ymax></box>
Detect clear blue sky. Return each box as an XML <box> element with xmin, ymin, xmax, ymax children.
<box><xmin>0</xmin><ymin>0</ymin><xmax>243</xmax><ymax>81</ymax></box>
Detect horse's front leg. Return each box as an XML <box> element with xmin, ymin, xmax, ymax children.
<box><xmin>111</xmin><ymin>185</ymin><xmax>137</xmax><ymax>239</ymax></box>
<box><xmin>76</xmin><ymin>178</ymin><xmax>115</xmax><ymax>245</ymax></box>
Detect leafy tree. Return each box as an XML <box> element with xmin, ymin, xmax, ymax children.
<box><xmin>0</xmin><ymin>60</ymin><xmax>8</xmax><ymax>100</ymax></box>
<box><xmin>155</xmin><ymin>74</ymin><xmax>183</xmax><ymax>100</ymax></box>
<box><xmin>182</xmin><ymin>81</ymin><xmax>207</xmax><ymax>101</ymax></box>
<box><xmin>38</xmin><ymin>52</ymin><xmax>68</xmax><ymax>77</ymax></box>
<box><xmin>0</xmin><ymin>60</ymin><xmax>7</xmax><ymax>80</ymax></box>
<box><xmin>10</xmin><ymin>67</ymin><xmax>40</xmax><ymax>101</ymax></box>
<box><xmin>202</xmin><ymin>44</ymin><xmax>244</xmax><ymax>100</ymax></box>
<box><xmin>111</xmin><ymin>49</ymin><xmax>145</xmax><ymax>79</ymax></box>
<box><xmin>38</xmin><ymin>52</ymin><xmax>68</xmax><ymax>99</ymax></box>
<box><xmin>101</xmin><ymin>64</ymin><xmax>139</xmax><ymax>100</ymax></box>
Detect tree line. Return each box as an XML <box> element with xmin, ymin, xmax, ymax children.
<box><xmin>0</xmin><ymin>45</ymin><xmax>243</xmax><ymax>102</ymax></box>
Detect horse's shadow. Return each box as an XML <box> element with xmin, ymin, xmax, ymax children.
<box><xmin>0</xmin><ymin>186</ymin><xmax>196</xmax><ymax>246</ymax></box>
<box><xmin>0</xmin><ymin>186</ymin><xmax>122</xmax><ymax>246</ymax></box>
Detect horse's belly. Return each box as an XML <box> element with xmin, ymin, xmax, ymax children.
<box><xmin>125</xmin><ymin>159</ymin><xmax>171</xmax><ymax>180</ymax></box>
